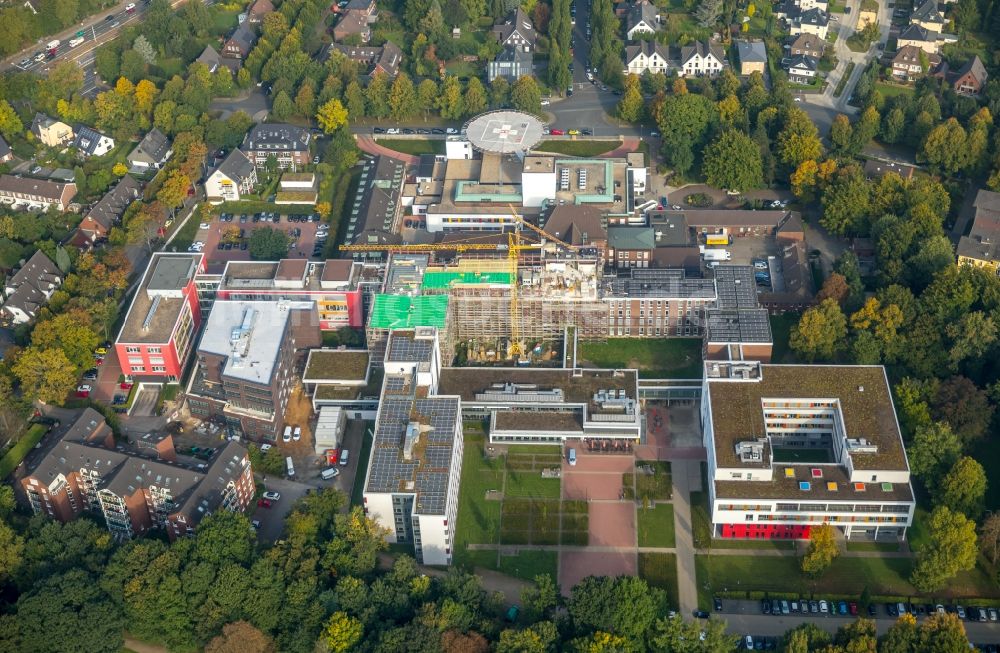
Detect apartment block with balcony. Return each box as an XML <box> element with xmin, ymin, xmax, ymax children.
<box><xmin>116</xmin><ymin>253</ymin><xmax>204</xmax><ymax>382</ymax></box>
<box><xmin>242</xmin><ymin>124</ymin><xmax>311</xmax><ymax>171</ymax></box>
<box><xmin>186</xmin><ymin>300</ymin><xmax>320</xmax><ymax>442</ymax></box>
<box><xmin>20</xmin><ymin>409</ymin><xmax>255</xmax><ymax>541</ymax></box>
<box><xmin>701</xmin><ymin>363</ymin><xmax>914</xmax><ymax>542</ymax></box>
<box><xmin>362</xmin><ymin>328</ymin><xmax>463</xmax><ymax>565</ymax></box>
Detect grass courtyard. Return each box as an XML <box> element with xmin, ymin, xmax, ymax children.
<box><xmin>623</xmin><ymin>461</ymin><xmax>672</xmax><ymax>502</ymax></box>
<box><xmin>535</xmin><ymin>140</ymin><xmax>622</xmax><ymax>157</ymax></box>
<box><xmin>579</xmin><ymin>338</ymin><xmax>703</xmax><ymax>379</ymax></box>
<box><xmin>454</xmin><ymin>433</ymin><xmax>588</xmax><ymax>572</ymax></box>
<box><xmin>637</xmin><ymin>504</ymin><xmax>676</xmax><ymax>548</ymax></box>
<box><xmin>374</xmin><ymin>138</ymin><xmax>446</xmax><ymax>156</ymax></box>
<box><xmin>639</xmin><ymin>552</ymin><xmax>680</xmax><ymax>608</ymax></box>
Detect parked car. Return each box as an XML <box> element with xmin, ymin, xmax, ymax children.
<box><xmin>819</xmin><ymin>600</ymin><xmax>829</xmax><ymax>613</ymax></box>
<box><xmin>761</xmin><ymin>599</ymin><xmax>771</xmax><ymax>615</ymax></box>
<box><xmin>292</xmin><ymin>426</ymin><xmax>301</xmax><ymax>441</ymax></box>
<box><xmin>445</xmin><ymin>128</ymin><xmax>458</xmax><ymax>134</ymax></box>
<box><xmin>262</xmin><ymin>491</ymin><xmax>281</xmax><ymax>501</ymax></box>
<box><xmin>386</xmin><ymin>128</ymin><xmax>399</xmax><ymax>134</ymax></box>
<box><xmin>83</xmin><ymin>368</ymin><xmax>99</xmax><ymax>381</ymax></box>
<box><xmin>260</xmin><ymin>443</ymin><xmax>273</xmax><ymax>452</ymax></box>
<box><xmin>848</xmin><ymin>602</ymin><xmax>858</xmax><ymax>616</ymax></box>
<box><xmin>373</xmin><ymin>127</ymin><xmax>386</xmax><ymax>134</ymax></box>
<box><xmin>713</xmin><ymin>597</ymin><xmax>723</xmax><ymax>612</ymax></box>
<box><xmin>257</xmin><ymin>498</ymin><xmax>272</xmax><ymax>508</ymax></box>
<box><xmin>550</xmin><ymin>129</ymin><xmax>565</xmax><ymax>135</ymax></box>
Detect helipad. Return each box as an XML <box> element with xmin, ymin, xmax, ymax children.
<box><xmin>465</xmin><ymin>110</ymin><xmax>545</xmax><ymax>154</ymax></box>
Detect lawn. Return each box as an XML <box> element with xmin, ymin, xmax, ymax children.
<box><xmin>634</xmin><ymin>461</ymin><xmax>672</xmax><ymax>501</ymax></box>
<box><xmin>168</xmin><ymin>210</ymin><xmax>202</xmax><ymax>252</ymax></box>
<box><xmin>500</xmin><ymin>498</ymin><xmax>588</xmax><ymax>546</ymax></box>
<box><xmin>505</xmin><ymin>470</ymin><xmax>561</xmax><ymax>499</ymax></box>
<box><xmin>768</xmin><ymin>313</ymin><xmax>800</xmax><ymax>363</ymax></box>
<box><xmin>0</xmin><ymin>424</ymin><xmax>47</xmax><ymax>479</ymax></box>
<box><xmin>498</xmin><ymin>550</ymin><xmax>558</xmax><ymax>582</ymax></box>
<box><xmin>455</xmin><ymin>433</ymin><xmax>506</xmax><ymax>551</ymax></box>
<box><xmin>579</xmin><ymin>338</ymin><xmax>703</xmax><ymax>379</ymax></box>
<box><xmin>771</xmin><ymin>447</ymin><xmax>832</xmax><ymax>463</ymax></box>
<box><xmin>690</xmin><ymin>490</ymin><xmax>714</xmax><ymax>549</ymax></box>
<box><xmin>350</xmin><ymin>424</ymin><xmax>375</xmax><ymax>507</ymax></box>
<box><xmin>534</xmin><ymin>140</ymin><xmax>622</xmax><ymax>157</ymax></box>
<box><xmin>846</xmin><ymin>541</ymin><xmax>903</xmax><ymax>553</ymax></box>
<box><xmin>638</xmin><ymin>503</ymin><xmax>676</xmax><ymax>548</ymax></box>
<box><xmin>874</xmin><ymin>82</ymin><xmax>916</xmax><ymax>100</ymax></box>
<box><xmin>833</xmin><ymin>62</ymin><xmax>856</xmax><ymax>98</ymax></box>
<box><xmin>639</xmin><ymin>552</ymin><xmax>679</xmax><ymax>608</ymax></box>
<box><xmin>696</xmin><ymin>553</ymin><xmax>1000</xmax><ymax>603</ymax></box>
<box><xmin>374</xmin><ymin>138</ymin><xmax>446</xmax><ymax>156</ymax></box>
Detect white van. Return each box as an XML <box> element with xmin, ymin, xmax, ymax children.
<box><xmin>568</xmin><ymin>448</ymin><xmax>577</xmax><ymax>466</ymax></box>
<box><xmin>339</xmin><ymin>449</ymin><xmax>349</xmax><ymax>466</ymax></box>
<box><xmin>282</xmin><ymin>426</ymin><xmax>292</xmax><ymax>442</ymax></box>
<box><xmin>321</xmin><ymin>467</ymin><xmax>339</xmax><ymax>480</ymax></box>
<box><xmin>285</xmin><ymin>456</ymin><xmax>295</xmax><ymax>477</ymax></box>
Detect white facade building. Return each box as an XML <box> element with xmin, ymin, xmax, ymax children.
<box><xmin>701</xmin><ymin>362</ymin><xmax>915</xmax><ymax>542</ymax></box>
<box><xmin>362</xmin><ymin>328</ymin><xmax>463</xmax><ymax>565</ymax></box>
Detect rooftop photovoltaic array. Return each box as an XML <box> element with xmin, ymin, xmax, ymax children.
<box><xmin>465</xmin><ymin>110</ymin><xmax>545</xmax><ymax>154</ymax></box>
<box><xmin>714</xmin><ymin>265</ymin><xmax>759</xmax><ymax>309</ymax></box>
<box><xmin>386</xmin><ymin>333</ymin><xmax>435</xmax><ymax>364</ymax></box>
<box><xmin>706</xmin><ymin>309</ymin><xmax>773</xmax><ymax>343</ymax></box>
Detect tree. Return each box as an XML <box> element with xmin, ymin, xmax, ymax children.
<box><xmin>249</xmin><ymin>227</ymin><xmax>290</xmax><ymax>261</ymax></box>
<box><xmin>271</xmin><ymin>90</ymin><xmax>293</xmax><ymax>121</ymax></box>
<box><xmin>13</xmin><ymin>347</ymin><xmax>78</xmax><ymax>404</ymax></box>
<box><xmin>321</xmin><ymin>611</ymin><xmax>363</xmax><ymax>652</ymax></box>
<box><xmin>30</xmin><ymin>309</ymin><xmax>100</xmax><ymax>371</ymax></box>
<box><xmin>910</xmin><ymin>506</ymin><xmax>977</xmax><ymax>592</ymax></box>
<box><xmin>776</xmin><ymin>107</ymin><xmax>823</xmax><ymax>169</ymax></box>
<box><xmin>616</xmin><ymin>74</ymin><xmax>644</xmax><ymax>122</ymax></box>
<box><xmin>703</xmin><ymin>130</ymin><xmax>763</xmax><ymax>192</ymax></box>
<box><xmin>344</xmin><ymin>80</ymin><xmax>366</xmax><ymax>119</ymax></box>
<box><xmin>133</xmin><ymin>35</ymin><xmax>156</xmax><ymax>65</ymax></box>
<box><xmin>157</xmin><ymin>171</ymin><xmax>189</xmax><ymax>214</ymax></box>
<box><xmin>978</xmin><ymin>513</ymin><xmax>1000</xmax><ymax>565</ymax></box>
<box><xmin>801</xmin><ymin>524</ymin><xmax>839</xmax><ymax>575</ymax></box>
<box><xmin>417</xmin><ymin>79</ymin><xmax>439</xmax><ymax>118</ymax></box>
<box><xmin>790</xmin><ymin>298</ymin><xmax>847</xmax><ymax>361</ymax></box>
<box><xmin>464</xmin><ymin>77</ymin><xmax>488</xmax><ymax>116</ymax></box>
<box><xmin>881</xmin><ymin>106</ymin><xmax>906</xmax><ymax>144</ymax></box>
<box><xmin>521</xmin><ymin>574</ymin><xmax>560</xmax><ymax>622</ymax></box>
<box><xmin>0</xmin><ymin>99</ymin><xmax>23</xmax><ymax>140</ymax></box>
<box><xmin>205</xmin><ymin>621</ymin><xmax>275</xmax><ymax>653</ymax></box>
<box><xmin>511</xmin><ymin>76</ymin><xmax>542</xmax><ymax>115</ymax></box>
<box><xmin>389</xmin><ymin>73</ymin><xmax>418</xmax><ymax>121</ymax></box>
<box><xmin>938</xmin><ymin>456</ymin><xmax>986</xmax><ymax>518</ymax></box>
<box><xmin>0</xmin><ymin>520</ymin><xmax>23</xmax><ymax>582</ymax></box>
<box><xmin>294</xmin><ymin>80</ymin><xmax>315</xmax><ymax>117</ymax></box>
<box><xmin>567</xmin><ymin>576</ymin><xmax>663</xmax><ymax>641</ymax></box>
<box><xmin>322</xmin><ymin>506</ymin><xmax>389</xmax><ymax>576</ymax></box>
<box><xmin>880</xmin><ymin>613</ymin><xmax>918</xmax><ymax>653</ymax></box>
<box><xmin>316</xmin><ymin>99</ymin><xmax>349</xmax><ymax>133</ymax></box>
<box><xmin>694</xmin><ymin>0</ymin><xmax>723</xmax><ymax>26</ymax></box>
<box><xmin>917</xmin><ymin>612</ymin><xmax>973</xmax><ymax>653</ymax></box>
<box><xmin>930</xmin><ymin>376</ymin><xmax>993</xmax><ymax>444</ymax></box>
<box><xmin>816</xmin><ymin>273</ymin><xmax>849</xmax><ymax>304</ymax></box>
<box><xmin>820</xmin><ymin>165</ymin><xmax>871</xmax><ymax>236</ymax></box>
<box><xmin>829</xmin><ymin>114</ymin><xmax>854</xmax><ymax>154</ymax></box>
<box><xmin>907</xmin><ymin>421</ymin><xmax>961</xmax><ymax>487</ymax></box>
<box><xmin>945</xmin><ymin>310</ymin><xmax>996</xmax><ymax>371</ymax></box>
<box><xmin>438</xmin><ymin>75</ymin><xmax>465</xmax><ymax>120</ymax></box>
<box><xmin>921</xmin><ymin>118</ymin><xmax>967</xmax><ymax>175</ymax></box>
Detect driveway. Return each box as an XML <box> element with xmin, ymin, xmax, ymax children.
<box><xmin>251</xmin><ymin>476</ymin><xmax>315</xmax><ymax>543</ymax></box>
<box><xmin>209</xmin><ymin>89</ymin><xmax>271</xmax><ymax>121</ymax></box>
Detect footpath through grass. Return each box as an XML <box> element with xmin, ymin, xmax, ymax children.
<box><xmin>579</xmin><ymin>338</ymin><xmax>703</xmax><ymax>378</ymax></box>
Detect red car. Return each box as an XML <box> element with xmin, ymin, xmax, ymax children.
<box><xmin>550</xmin><ymin>129</ymin><xmax>565</xmax><ymax>135</ymax></box>
<box><xmin>325</xmin><ymin>448</ymin><xmax>339</xmax><ymax>465</ymax></box>
<box><xmin>848</xmin><ymin>602</ymin><xmax>858</xmax><ymax>616</ymax></box>
<box><xmin>257</xmin><ymin>498</ymin><xmax>272</xmax><ymax>508</ymax></box>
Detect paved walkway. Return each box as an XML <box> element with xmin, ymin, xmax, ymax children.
<box><xmin>354</xmin><ymin>135</ymin><xmax>421</xmax><ymax>165</ymax></box>
<box><xmin>672</xmin><ymin>458</ymin><xmax>699</xmax><ymax>616</ymax></box>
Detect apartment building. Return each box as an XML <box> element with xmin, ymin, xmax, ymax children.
<box><xmin>21</xmin><ymin>409</ymin><xmax>255</xmax><ymax>541</ymax></box>
<box><xmin>363</xmin><ymin>328</ymin><xmax>463</xmax><ymax>565</ymax></box>
<box><xmin>242</xmin><ymin>124</ymin><xmax>311</xmax><ymax>171</ymax></box>
<box><xmin>116</xmin><ymin>253</ymin><xmax>204</xmax><ymax>381</ymax></box>
<box><xmin>680</xmin><ymin>41</ymin><xmax>725</xmax><ymax>77</ymax></box>
<box><xmin>186</xmin><ymin>300</ymin><xmax>320</xmax><ymax>442</ymax></box>
<box><xmin>702</xmin><ymin>362</ymin><xmax>914</xmax><ymax>541</ymax></box>
<box><xmin>624</xmin><ymin>41</ymin><xmax>670</xmax><ymax>76</ymax></box>
<box><xmin>205</xmin><ymin>150</ymin><xmax>258</xmax><ymax>204</ymax></box>
<box><xmin>213</xmin><ymin>258</ymin><xmax>365</xmax><ymax>329</ymax></box>
<box><xmin>603</xmin><ymin>268</ymin><xmax>716</xmax><ymax>337</ymax></box>
<box><xmin>956</xmin><ymin>189</ymin><xmax>1000</xmax><ymax>273</ymax></box>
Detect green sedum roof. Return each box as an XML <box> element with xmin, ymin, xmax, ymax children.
<box><xmin>420</xmin><ymin>270</ymin><xmax>512</xmax><ymax>290</ymax></box>
<box><xmin>368</xmin><ymin>294</ymin><xmax>449</xmax><ymax>329</ymax></box>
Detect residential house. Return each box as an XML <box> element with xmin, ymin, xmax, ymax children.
<box><xmin>488</xmin><ymin>45</ymin><xmax>533</xmax><ymax>82</ymax></box>
<box><xmin>951</xmin><ymin>55</ymin><xmax>987</xmax><ymax>96</ymax></box>
<box><xmin>127</xmin><ymin>128</ymin><xmax>173</xmax><ymax>171</ymax></box>
<box><xmin>735</xmin><ymin>40</ymin><xmax>767</xmax><ymax>75</ymax></box>
<box><xmin>891</xmin><ymin>45</ymin><xmax>939</xmax><ymax>81</ymax></box>
<box><xmin>789</xmin><ymin>7</ymin><xmax>829</xmax><ymax>38</ymax></box>
<box><xmin>223</xmin><ymin>21</ymin><xmax>258</xmax><ymax>58</ymax></box>
<box><xmin>910</xmin><ymin>0</ymin><xmax>945</xmax><ymax>32</ymax></box>
<box><xmin>333</xmin><ymin>0</ymin><xmax>378</xmax><ymax>43</ymax></box>
<box><xmin>787</xmin><ymin>33</ymin><xmax>824</xmax><ymax>58</ymax></box>
<box><xmin>680</xmin><ymin>40</ymin><xmax>725</xmax><ymax>77</ymax></box>
<box><xmin>624</xmin><ymin>41</ymin><xmax>670</xmax><ymax>75</ymax></box>
<box><xmin>328</xmin><ymin>41</ymin><xmax>402</xmax><ymax>78</ymax></box>
<box><xmin>1</xmin><ymin>250</ymin><xmax>62</xmax><ymax>325</ymax></box>
<box><xmin>0</xmin><ymin>136</ymin><xmax>11</xmax><ymax>163</ymax></box>
<box><xmin>74</xmin><ymin>175</ymin><xmax>141</xmax><ymax>245</ymax></box>
<box><xmin>205</xmin><ymin>150</ymin><xmax>258</xmax><ymax>204</ymax></box>
<box><xmin>242</xmin><ymin>123</ymin><xmax>311</xmax><ymax>170</ymax></box>
<box><xmin>115</xmin><ymin>253</ymin><xmax>205</xmax><ymax>382</ymax></box>
<box><xmin>782</xmin><ymin>54</ymin><xmax>818</xmax><ymax>82</ymax></box>
<box><xmin>776</xmin><ymin>0</ymin><xmax>828</xmax><ymax>16</ymax></box>
<box><xmin>30</xmin><ymin>113</ymin><xmax>73</xmax><ymax>148</ymax></box>
<box><xmin>957</xmin><ymin>189</ymin><xmax>1000</xmax><ymax>273</ymax></box>
<box><xmin>195</xmin><ymin>45</ymin><xmax>222</xmax><ymax>73</ymax></box>
<box><xmin>72</xmin><ymin>125</ymin><xmax>115</xmax><ymax>158</ymax></box>
<box><xmin>492</xmin><ymin>7</ymin><xmax>536</xmax><ymax>52</ymax></box>
<box><xmin>897</xmin><ymin>24</ymin><xmax>939</xmax><ymax>54</ymax></box>
<box><xmin>0</xmin><ymin>174</ymin><xmax>77</xmax><ymax>211</ymax></box>
<box><xmin>20</xmin><ymin>409</ymin><xmax>255</xmax><ymax>541</ymax></box>
<box><xmin>625</xmin><ymin>0</ymin><xmax>659</xmax><ymax>39</ymax></box>
<box><xmin>246</xmin><ymin>0</ymin><xmax>273</xmax><ymax>22</ymax></box>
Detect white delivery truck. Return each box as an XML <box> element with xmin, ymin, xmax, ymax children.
<box><xmin>46</xmin><ymin>40</ymin><xmax>61</xmax><ymax>53</ymax></box>
<box><xmin>699</xmin><ymin>246</ymin><xmax>732</xmax><ymax>261</ymax></box>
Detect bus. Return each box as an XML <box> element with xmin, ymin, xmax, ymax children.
<box><xmin>285</xmin><ymin>456</ymin><xmax>295</xmax><ymax>477</ymax></box>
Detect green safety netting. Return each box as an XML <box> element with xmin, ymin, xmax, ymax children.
<box><xmin>420</xmin><ymin>271</ymin><xmax>512</xmax><ymax>290</ymax></box>
<box><xmin>368</xmin><ymin>294</ymin><xmax>449</xmax><ymax>329</ymax></box>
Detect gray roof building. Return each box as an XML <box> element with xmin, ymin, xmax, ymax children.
<box><xmin>127</xmin><ymin>128</ymin><xmax>173</xmax><ymax>169</ymax></box>
<box><xmin>736</xmin><ymin>40</ymin><xmax>767</xmax><ymax>63</ymax></box>
<box><xmin>344</xmin><ymin>155</ymin><xmax>407</xmax><ymax>251</ymax></box>
<box><xmin>195</xmin><ymin>45</ymin><xmax>222</xmax><ymax>73</ymax></box>
<box><xmin>0</xmin><ymin>136</ymin><xmax>11</xmax><ymax>163</ymax></box>
<box><xmin>2</xmin><ymin>250</ymin><xmax>62</xmax><ymax>324</ymax></box>
<box><xmin>83</xmin><ymin>175</ymin><xmax>141</xmax><ymax>232</ymax></box>
<box><xmin>216</xmin><ymin>149</ymin><xmax>256</xmax><ymax>181</ymax></box>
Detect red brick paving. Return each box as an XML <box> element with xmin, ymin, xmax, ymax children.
<box><xmin>563</xmin><ymin>472</ymin><xmax>623</xmax><ymax>500</ymax></box>
<box><xmin>195</xmin><ymin>212</ymin><xmax>324</xmax><ymax>271</ymax></box>
<box><xmin>559</xmin><ymin>550</ymin><xmax>637</xmax><ymax>594</ymax></box>
<box><xmin>588</xmin><ymin>502</ymin><xmax>636</xmax><ymax>547</ymax></box>
<box><xmin>565</xmin><ymin>451</ymin><xmax>634</xmax><ymax>473</ymax></box>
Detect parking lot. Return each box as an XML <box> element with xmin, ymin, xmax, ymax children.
<box><xmin>189</xmin><ymin>210</ymin><xmax>329</xmax><ymax>266</ymax></box>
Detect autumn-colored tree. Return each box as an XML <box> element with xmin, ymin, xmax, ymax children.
<box><xmin>790</xmin><ymin>298</ymin><xmax>847</xmax><ymax>361</ymax></box>
<box><xmin>801</xmin><ymin>524</ymin><xmax>839</xmax><ymax>576</ymax></box>
<box><xmin>157</xmin><ymin>171</ymin><xmax>190</xmax><ymax>212</ymax></box>
<box><xmin>112</xmin><ymin>162</ymin><xmax>128</xmax><ymax>177</ymax></box>
<box><xmin>316</xmin><ymin>99</ymin><xmax>349</xmax><ymax>133</ymax></box>
<box><xmin>31</xmin><ymin>309</ymin><xmax>100</xmax><ymax>371</ymax></box>
<box><xmin>616</xmin><ymin>74</ymin><xmax>644</xmax><ymax>122</ymax></box>
<box><xmin>205</xmin><ymin>621</ymin><xmax>275</xmax><ymax>653</ymax></box>
<box><xmin>978</xmin><ymin>513</ymin><xmax>1000</xmax><ymax>564</ymax></box>
<box><xmin>0</xmin><ymin>99</ymin><xmax>23</xmax><ymax>140</ymax></box>
<box><xmin>315</xmin><ymin>202</ymin><xmax>331</xmax><ymax>218</ymax></box>
<box><xmin>938</xmin><ymin>456</ymin><xmax>987</xmax><ymax>518</ymax></box>
<box><xmin>442</xmin><ymin>630</ymin><xmax>490</xmax><ymax>653</ymax></box>
<box><xmin>321</xmin><ymin>611</ymin><xmax>362</xmax><ymax>652</ymax></box>
<box><xmin>13</xmin><ymin>346</ymin><xmax>79</xmax><ymax>404</ymax></box>
<box><xmin>134</xmin><ymin>79</ymin><xmax>158</xmax><ymax>115</ymax></box>
<box><xmin>816</xmin><ymin>273</ymin><xmax>849</xmax><ymax>305</ymax></box>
